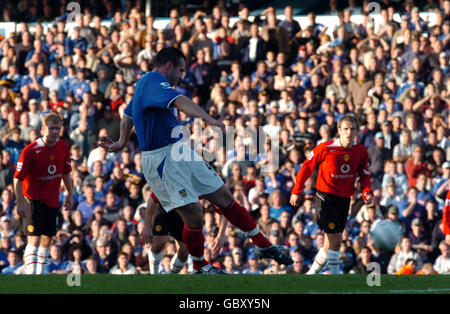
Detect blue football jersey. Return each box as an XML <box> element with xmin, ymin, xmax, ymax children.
<box><xmin>124</xmin><ymin>72</ymin><xmax>183</xmax><ymax>151</ymax></box>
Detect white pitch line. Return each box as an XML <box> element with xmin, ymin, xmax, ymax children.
<box><xmin>303</xmin><ymin>288</ymin><xmax>450</xmax><ymax>294</ymax></box>
<box><xmin>385</xmin><ymin>288</ymin><xmax>450</xmax><ymax>293</ymax></box>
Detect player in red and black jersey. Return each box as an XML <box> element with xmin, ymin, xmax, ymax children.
<box><xmin>290</xmin><ymin>114</ymin><xmax>374</xmax><ymax>274</ymax></box>
<box><xmin>13</xmin><ymin>113</ymin><xmax>73</xmax><ymax>274</ymax></box>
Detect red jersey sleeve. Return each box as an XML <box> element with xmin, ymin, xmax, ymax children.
<box><xmin>357</xmin><ymin>145</ymin><xmax>373</xmax><ymax>200</ymax></box>
<box><xmin>14</xmin><ymin>146</ymin><xmax>32</xmax><ymax>180</ymax></box>
<box><xmin>443</xmin><ymin>190</ymin><xmax>450</xmax><ymax>235</ymax></box>
<box><xmin>291</xmin><ymin>143</ymin><xmax>324</xmax><ymax>195</ymax></box>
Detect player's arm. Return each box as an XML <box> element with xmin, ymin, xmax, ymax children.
<box><xmin>62</xmin><ymin>143</ymin><xmax>74</xmax><ymax>210</ymax></box>
<box><xmin>358</xmin><ymin>147</ymin><xmax>374</xmax><ymax>204</ymax></box>
<box><xmin>173</xmin><ymin>95</ymin><xmax>225</xmax><ymax>132</ymax></box>
<box><xmin>13</xmin><ymin>148</ymin><xmax>31</xmax><ymax>218</ymax></box>
<box><xmin>62</xmin><ymin>173</ymin><xmax>74</xmax><ymax>211</ymax></box>
<box><xmin>290</xmin><ymin>144</ymin><xmax>323</xmax><ymax>206</ymax></box>
<box><xmin>13</xmin><ymin>178</ymin><xmax>29</xmax><ymax>218</ymax></box>
<box><xmin>117</xmin><ymin>114</ymin><xmax>134</xmax><ymax>149</ymax></box>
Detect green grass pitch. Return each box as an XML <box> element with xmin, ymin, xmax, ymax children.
<box><xmin>0</xmin><ymin>274</ymin><xmax>449</xmax><ymax>294</ymax></box>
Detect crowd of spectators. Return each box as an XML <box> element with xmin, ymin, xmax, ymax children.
<box><xmin>0</xmin><ymin>0</ymin><xmax>450</xmax><ymax>275</ymax></box>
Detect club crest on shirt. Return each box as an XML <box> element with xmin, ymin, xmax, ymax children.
<box><xmin>155</xmin><ymin>225</ymin><xmax>162</xmax><ymax>232</ymax></box>
<box><xmin>17</xmin><ymin>162</ymin><xmax>23</xmax><ymax>171</ymax></box>
<box><xmin>27</xmin><ymin>225</ymin><xmax>35</xmax><ymax>233</ymax></box>
<box><xmin>160</xmin><ymin>82</ymin><xmax>171</xmax><ymax>89</ymax></box>
<box><xmin>328</xmin><ymin>222</ymin><xmax>335</xmax><ymax>230</ymax></box>
<box><xmin>49</xmin><ymin>153</ymin><xmax>55</xmax><ymax>161</ymax></box>
<box><xmin>343</xmin><ymin>154</ymin><xmax>350</xmax><ymax>161</ymax></box>
<box><xmin>307</xmin><ymin>151</ymin><xmax>314</xmax><ymax>160</ymax></box>
<box><xmin>179</xmin><ymin>189</ymin><xmax>188</xmax><ymax>198</ymax></box>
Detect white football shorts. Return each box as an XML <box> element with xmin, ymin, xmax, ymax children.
<box><xmin>141</xmin><ymin>142</ymin><xmax>224</xmax><ymax>211</ymax></box>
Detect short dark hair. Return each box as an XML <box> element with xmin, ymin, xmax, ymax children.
<box><xmin>153</xmin><ymin>47</ymin><xmax>186</xmax><ymax>68</ymax></box>
<box><xmin>337</xmin><ymin>113</ymin><xmax>359</xmax><ymax>129</ymax></box>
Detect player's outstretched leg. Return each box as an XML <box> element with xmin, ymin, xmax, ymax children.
<box><xmin>221</xmin><ymin>199</ymin><xmax>293</xmax><ymax>266</ymax></box>
<box><xmin>203</xmin><ymin>185</ymin><xmax>293</xmax><ymax>266</ymax></box>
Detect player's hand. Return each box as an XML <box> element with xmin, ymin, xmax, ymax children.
<box><xmin>290</xmin><ymin>194</ymin><xmax>301</xmax><ymax>207</ymax></box>
<box><xmin>140</xmin><ymin>224</ymin><xmax>153</xmax><ymax>245</ymax></box>
<box><xmin>363</xmin><ymin>192</ymin><xmax>374</xmax><ymax>206</ymax></box>
<box><xmin>16</xmin><ymin>200</ymin><xmax>30</xmax><ymax>218</ymax></box>
<box><xmin>97</xmin><ymin>136</ymin><xmax>123</xmax><ymax>152</ymax></box>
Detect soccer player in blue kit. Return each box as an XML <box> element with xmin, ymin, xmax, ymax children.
<box><xmin>99</xmin><ymin>47</ymin><xmax>293</xmax><ymax>273</ymax></box>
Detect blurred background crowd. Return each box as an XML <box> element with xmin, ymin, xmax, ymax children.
<box><xmin>0</xmin><ymin>0</ymin><xmax>449</xmax><ymax>275</ymax></box>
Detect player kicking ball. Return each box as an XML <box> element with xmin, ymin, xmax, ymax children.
<box><xmin>99</xmin><ymin>47</ymin><xmax>293</xmax><ymax>274</ymax></box>
<box><xmin>290</xmin><ymin>114</ymin><xmax>373</xmax><ymax>274</ymax></box>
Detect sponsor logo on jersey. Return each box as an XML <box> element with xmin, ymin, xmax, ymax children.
<box><xmin>48</xmin><ymin>165</ymin><xmax>57</xmax><ymax>175</ymax></box>
<box><xmin>307</xmin><ymin>151</ymin><xmax>314</xmax><ymax>160</ymax></box>
<box><xmin>17</xmin><ymin>162</ymin><xmax>23</xmax><ymax>171</ymax></box>
<box><xmin>38</xmin><ymin>173</ymin><xmax>62</xmax><ymax>181</ymax></box>
<box><xmin>331</xmin><ymin>173</ymin><xmax>354</xmax><ymax>179</ymax></box>
<box><xmin>340</xmin><ymin>164</ymin><xmax>351</xmax><ymax>174</ymax></box>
